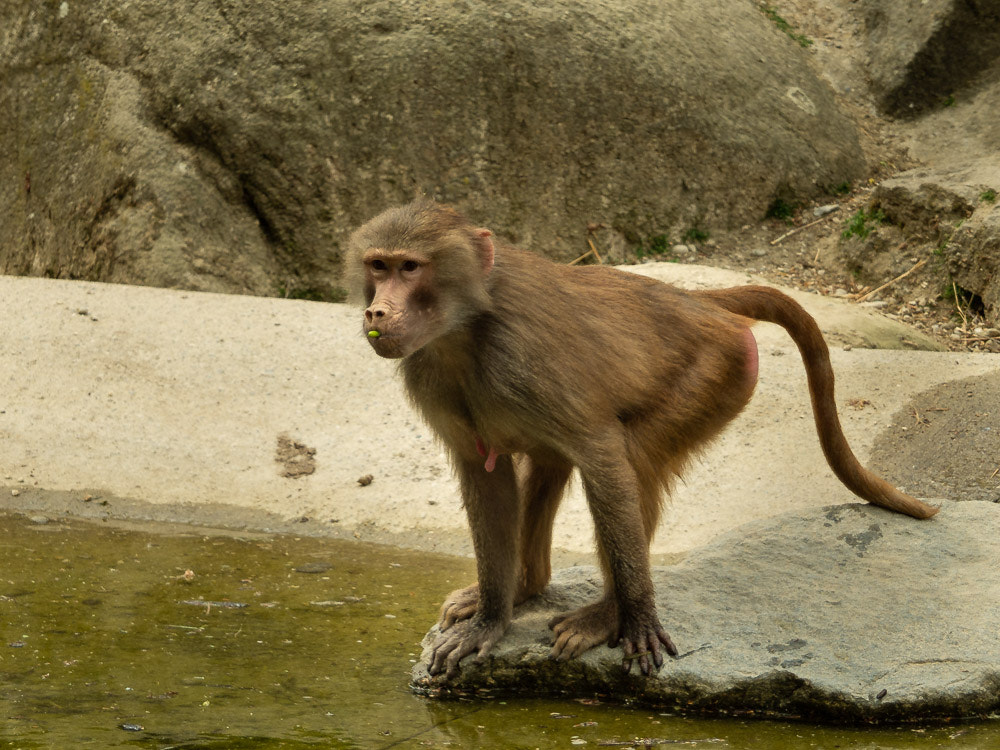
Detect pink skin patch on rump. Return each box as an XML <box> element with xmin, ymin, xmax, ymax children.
<box><xmin>475</xmin><ymin>436</ymin><xmax>500</xmax><ymax>473</ymax></box>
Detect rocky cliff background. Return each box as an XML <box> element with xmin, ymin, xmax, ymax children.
<box><xmin>2</xmin><ymin>0</ymin><xmax>998</xmax><ymax>338</ymax></box>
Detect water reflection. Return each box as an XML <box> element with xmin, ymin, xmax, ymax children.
<box><xmin>1</xmin><ymin>512</ymin><xmax>994</xmax><ymax>748</ymax></box>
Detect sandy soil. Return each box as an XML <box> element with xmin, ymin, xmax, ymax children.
<box><xmin>2</xmin><ymin>270</ymin><xmax>997</xmax><ymax>566</ymax></box>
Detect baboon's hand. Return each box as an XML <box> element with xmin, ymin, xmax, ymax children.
<box><xmin>429</xmin><ymin>614</ymin><xmax>506</xmax><ymax>679</ymax></box>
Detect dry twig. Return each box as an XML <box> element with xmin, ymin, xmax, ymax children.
<box><xmin>770</xmin><ymin>210</ymin><xmax>839</xmax><ymax>247</ymax></box>
<box><xmin>952</xmin><ymin>281</ymin><xmax>970</xmax><ymax>330</ymax></box>
<box><xmin>587</xmin><ymin>237</ymin><xmax>604</xmax><ymax>264</ymax></box>
<box><xmin>853</xmin><ymin>258</ymin><xmax>927</xmax><ymax>303</ymax></box>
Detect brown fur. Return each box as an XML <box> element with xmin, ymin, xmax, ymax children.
<box><xmin>345</xmin><ymin>200</ymin><xmax>939</xmax><ymax>678</ymax></box>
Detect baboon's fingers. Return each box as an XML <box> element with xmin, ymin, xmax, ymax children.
<box><xmin>550</xmin><ymin>631</ymin><xmax>586</xmax><ymax>661</ymax></box>
<box><xmin>438</xmin><ymin>584</ymin><xmax>480</xmax><ymax>631</ymax></box>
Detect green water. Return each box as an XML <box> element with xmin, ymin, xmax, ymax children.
<box><xmin>1</xmin><ymin>511</ymin><xmax>996</xmax><ymax>749</ymax></box>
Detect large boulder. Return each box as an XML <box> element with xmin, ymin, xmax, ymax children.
<box><xmin>864</xmin><ymin>0</ymin><xmax>1000</xmax><ymax>116</ymax></box>
<box><xmin>414</xmin><ymin>502</ymin><xmax>1000</xmax><ymax>722</ymax></box>
<box><xmin>1</xmin><ymin>1</ymin><xmax>863</xmax><ymax>296</ymax></box>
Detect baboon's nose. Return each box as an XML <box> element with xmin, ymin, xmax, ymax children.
<box><xmin>365</xmin><ymin>305</ymin><xmax>388</xmax><ymax>323</ymax></box>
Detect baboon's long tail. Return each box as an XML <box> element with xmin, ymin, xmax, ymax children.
<box><xmin>697</xmin><ymin>285</ymin><xmax>939</xmax><ymax>519</ymax></box>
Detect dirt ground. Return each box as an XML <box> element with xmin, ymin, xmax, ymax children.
<box><xmin>868</xmin><ymin>372</ymin><xmax>1000</xmax><ymax>503</ymax></box>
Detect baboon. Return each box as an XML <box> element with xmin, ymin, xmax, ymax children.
<box><xmin>345</xmin><ymin>200</ymin><xmax>938</xmax><ymax>678</ymax></box>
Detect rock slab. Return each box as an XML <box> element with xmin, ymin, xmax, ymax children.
<box><xmin>414</xmin><ymin>501</ymin><xmax>1000</xmax><ymax>723</ymax></box>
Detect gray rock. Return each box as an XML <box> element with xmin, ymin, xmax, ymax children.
<box><xmin>840</xmin><ymin>159</ymin><xmax>999</xmax><ymax>324</ymax></box>
<box><xmin>414</xmin><ymin>502</ymin><xmax>1000</xmax><ymax>722</ymax></box>
<box><xmin>874</xmin><ymin>166</ymin><xmax>981</xmax><ymax>235</ymax></box>
<box><xmin>1</xmin><ymin>1</ymin><xmax>862</xmax><ymax>295</ymax></box>
<box><xmin>948</xmin><ymin>200</ymin><xmax>1000</xmax><ymax>323</ymax></box>
<box><xmin>864</xmin><ymin>0</ymin><xmax>1000</xmax><ymax>116</ymax></box>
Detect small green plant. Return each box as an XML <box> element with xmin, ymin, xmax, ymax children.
<box><xmin>980</xmin><ymin>188</ymin><xmax>997</xmax><ymax>203</ymax></box>
<box><xmin>647</xmin><ymin>234</ymin><xmax>671</xmax><ymax>254</ymax></box>
<box><xmin>682</xmin><ymin>226</ymin><xmax>709</xmax><ymax>244</ymax></box>
<box><xmin>766</xmin><ymin>198</ymin><xmax>796</xmax><ymax>224</ymax></box>
<box><xmin>761</xmin><ymin>4</ymin><xmax>814</xmax><ymax>47</ymax></box>
<box><xmin>635</xmin><ymin>234</ymin><xmax>672</xmax><ymax>260</ymax></box>
<box><xmin>828</xmin><ymin>181</ymin><xmax>852</xmax><ymax>196</ymax></box>
<box><xmin>942</xmin><ymin>94</ymin><xmax>956</xmax><ymax>108</ymax></box>
<box><xmin>841</xmin><ymin>208</ymin><xmax>885</xmax><ymax>240</ymax></box>
<box><xmin>635</xmin><ymin>227</ymin><xmax>707</xmax><ymax>260</ymax></box>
